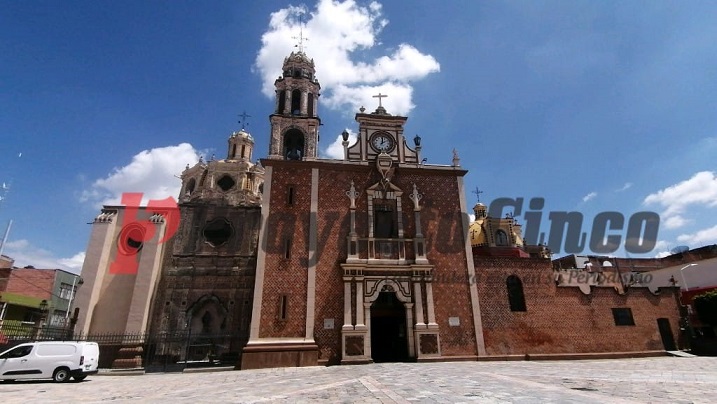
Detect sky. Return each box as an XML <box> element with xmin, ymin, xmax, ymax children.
<box><xmin>1</xmin><ymin>0</ymin><xmax>716</xmax><ymax>274</ymax></box>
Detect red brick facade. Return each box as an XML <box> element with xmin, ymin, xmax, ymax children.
<box><xmin>5</xmin><ymin>269</ymin><xmax>54</xmax><ymax>300</ymax></box>
<box><xmin>474</xmin><ymin>256</ymin><xmax>680</xmax><ymax>355</ymax></box>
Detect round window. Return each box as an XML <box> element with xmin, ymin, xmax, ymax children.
<box><xmin>203</xmin><ymin>218</ymin><xmax>233</xmax><ymax>247</ymax></box>
<box><xmin>118</xmin><ymin>223</ymin><xmax>145</xmax><ymax>255</ymax></box>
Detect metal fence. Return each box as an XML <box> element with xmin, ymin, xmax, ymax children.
<box><xmin>0</xmin><ymin>322</ymin><xmax>246</xmax><ymax>371</ymax></box>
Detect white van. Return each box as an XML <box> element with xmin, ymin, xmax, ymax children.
<box><xmin>0</xmin><ymin>341</ymin><xmax>99</xmax><ymax>382</ymax></box>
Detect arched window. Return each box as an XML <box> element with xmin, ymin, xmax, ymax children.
<box><xmin>277</xmin><ymin>90</ymin><xmax>286</xmax><ymax>114</ymax></box>
<box><xmin>283</xmin><ymin>129</ymin><xmax>305</xmax><ymax>160</ymax></box>
<box><xmin>291</xmin><ymin>89</ymin><xmax>301</xmax><ymax>115</ymax></box>
<box><xmin>496</xmin><ymin>230</ymin><xmax>508</xmax><ymax>246</ymax></box>
<box><xmin>506</xmin><ymin>275</ymin><xmax>526</xmax><ymax>312</ymax></box>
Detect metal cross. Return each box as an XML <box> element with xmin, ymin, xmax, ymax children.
<box><xmin>472</xmin><ymin>187</ymin><xmax>483</xmax><ymax>203</ymax></box>
<box><xmin>292</xmin><ymin>17</ymin><xmax>309</xmax><ymax>53</ymax></box>
<box><xmin>372</xmin><ymin>92</ymin><xmax>388</xmax><ymax>107</ymax></box>
<box><xmin>238</xmin><ymin>111</ymin><xmax>251</xmax><ymax>130</ymax></box>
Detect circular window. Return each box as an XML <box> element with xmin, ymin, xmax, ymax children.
<box><xmin>203</xmin><ymin>218</ymin><xmax>233</xmax><ymax>247</ymax></box>
<box><xmin>118</xmin><ymin>223</ymin><xmax>145</xmax><ymax>255</ymax></box>
<box><xmin>217</xmin><ymin>175</ymin><xmax>235</xmax><ymax>191</ymax></box>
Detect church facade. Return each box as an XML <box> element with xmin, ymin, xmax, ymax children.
<box><xmin>75</xmin><ymin>49</ymin><xmax>683</xmax><ymax>370</ymax></box>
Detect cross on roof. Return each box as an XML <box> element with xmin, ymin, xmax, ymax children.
<box><xmin>292</xmin><ymin>18</ymin><xmax>309</xmax><ymax>53</ymax></box>
<box><xmin>238</xmin><ymin>111</ymin><xmax>251</xmax><ymax>130</ymax></box>
<box><xmin>372</xmin><ymin>92</ymin><xmax>388</xmax><ymax>108</ymax></box>
<box><xmin>472</xmin><ymin>187</ymin><xmax>483</xmax><ymax>203</ymax></box>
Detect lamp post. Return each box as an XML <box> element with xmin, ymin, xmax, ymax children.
<box><xmin>678</xmin><ymin>263</ymin><xmax>698</xmax><ymax>290</ymax></box>
<box><xmin>65</xmin><ymin>275</ymin><xmax>84</xmax><ymax>319</ymax></box>
<box><xmin>36</xmin><ymin>299</ymin><xmax>48</xmax><ymax>340</ymax></box>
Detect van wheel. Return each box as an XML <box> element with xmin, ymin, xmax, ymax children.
<box><xmin>53</xmin><ymin>367</ymin><xmax>71</xmax><ymax>383</ymax></box>
<box><xmin>73</xmin><ymin>375</ymin><xmax>87</xmax><ymax>381</ymax></box>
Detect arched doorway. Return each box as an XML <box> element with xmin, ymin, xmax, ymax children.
<box><xmin>370</xmin><ymin>291</ymin><xmax>408</xmax><ymax>362</ymax></box>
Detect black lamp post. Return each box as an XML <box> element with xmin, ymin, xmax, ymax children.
<box><xmin>36</xmin><ymin>299</ymin><xmax>48</xmax><ymax>340</ymax></box>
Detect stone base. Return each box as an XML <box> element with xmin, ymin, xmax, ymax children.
<box><xmin>415</xmin><ymin>330</ymin><xmax>441</xmax><ymax>359</ymax></box>
<box><xmin>240</xmin><ymin>340</ymin><xmax>319</xmax><ymax>370</ymax></box>
<box><xmin>112</xmin><ymin>345</ymin><xmax>144</xmax><ymax>369</ymax></box>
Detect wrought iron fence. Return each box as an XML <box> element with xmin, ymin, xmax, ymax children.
<box><xmin>0</xmin><ymin>322</ymin><xmax>246</xmax><ymax>371</ymax></box>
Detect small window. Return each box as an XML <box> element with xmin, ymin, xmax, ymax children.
<box><xmin>612</xmin><ymin>308</ymin><xmax>635</xmax><ymax>326</ymax></box>
<box><xmin>279</xmin><ymin>295</ymin><xmax>288</xmax><ymax>320</ymax></box>
<box><xmin>217</xmin><ymin>175</ymin><xmax>236</xmax><ymax>191</ymax></box>
<box><xmin>507</xmin><ymin>275</ymin><xmax>527</xmax><ymax>312</ymax></box>
<box><xmin>496</xmin><ymin>230</ymin><xmax>508</xmax><ymax>246</ymax></box>
<box><xmin>287</xmin><ymin>186</ymin><xmax>294</xmax><ymax>205</ymax></box>
<box><xmin>283</xmin><ymin>237</ymin><xmax>292</xmax><ymax>259</ymax></box>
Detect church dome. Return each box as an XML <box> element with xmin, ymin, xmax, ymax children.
<box><xmin>230</xmin><ymin>129</ymin><xmax>254</xmax><ymax>142</ymax></box>
<box><xmin>284</xmin><ymin>51</ymin><xmax>313</xmax><ymax>66</ymax></box>
<box><xmin>469</xmin><ymin>220</ymin><xmax>487</xmax><ymax>246</ymax></box>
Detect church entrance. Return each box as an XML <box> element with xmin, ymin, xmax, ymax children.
<box><xmin>370</xmin><ymin>291</ymin><xmax>408</xmax><ymax>362</ymax></box>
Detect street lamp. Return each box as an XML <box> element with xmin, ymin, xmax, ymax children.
<box><xmin>679</xmin><ymin>263</ymin><xmax>698</xmax><ymax>290</ymax></box>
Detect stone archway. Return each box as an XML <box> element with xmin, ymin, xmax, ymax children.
<box><xmin>370</xmin><ymin>290</ymin><xmax>408</xmax><ymax>362</ymax></box>
<box><xmin>364</xmin><ymin>279</ymin><xmax>415</xmax><ymax>362</ymax></box>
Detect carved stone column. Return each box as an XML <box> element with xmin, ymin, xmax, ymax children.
<box><xmin>355</xmin><ymin>277</ymin><xmax>365</xmax><ymax>328</ymax></box>
<box><xmin>426</xmin><ymin>280</ymin><xmax>438</xmax><ymax>328</ymax></box>
<box><xmin>412</xmin><ymin>277</ymin><xmax>426</xmax><ymax>329</ymax></box>
<box><xmin>405</xmin><ymin>303</ymin><xmax>416</xmax><ymax>358</ymax></box>
<box><xmin>364</xmin><ymin>302</ymin><xmax>372</xmax><ymax>357</ymax></box>
<box><xmin>343</xmin><ymin>277</ymin><xmax>353</xmax><ymax>330</ymax></box>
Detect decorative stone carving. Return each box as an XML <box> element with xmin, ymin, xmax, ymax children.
<box><xmin>345</xmin><ymin>336</ymin><xmax>364</xmax><ymax>356</ymax></box>
<box><xmin>419</xmin><ymin>334</ymin><xmax>439</xmax><ymax>355</ymax></box>
<box><xmin>409</xmin><ymin>183</ymin><xmax>423</xmax><ymax>211</ymax></box>
<box><xmin>346</xmin><ymin>180</ymin><xmax>360</xmax><ymax>209</ymax></box>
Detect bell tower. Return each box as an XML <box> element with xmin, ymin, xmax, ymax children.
<box><xmin>268</xmin><ymin>50</ymin><xmax>321</xmax><ymax>160</ymax></box>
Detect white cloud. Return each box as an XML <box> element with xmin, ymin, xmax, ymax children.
<box><xmin>582</xmin><ymin>192</ymin><xmax>597</xmax><ymax>202</ymax></box>
<box><xmin>677</xmin><ymin>224</ymin><xmax>717</xmax><ymax>246</ymax></box>
<box><xmin>323</xmin><ymin>128</ymin><xmax>358</xmax><ymax>159</ymax></box>
<box><xmin>81</xmin><ymin>143</ymin><xmax>201</xmax><ymax>207</ymax></box>
<box><xmin>616</xmin><ymin>182</ymin><xmax>632</xmax><ymax>192</ymax></box>
<box><xmin>58</xmin><ymin>252</ymin><xmax>86</xmax><ymax>271</ymax></box>
<box><xmin>644</xmin><ymin>171</ymin><xmax>717</xmax><ymax>219</ymax></box>
<box><xmin>3</xmin><ymin>239</ymin><xmax>84</xmax><ymax>274</ymax></box>
<box><xmin>663</xmin><ymin>215</ymin><xmax>690</xmax><ymax>230</ymax></box>
<box><xmin>254</xmin><ymin>0</ymin><xmax>439</xmax><ymax>116</ymax></box>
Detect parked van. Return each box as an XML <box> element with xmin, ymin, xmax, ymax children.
<box><xmin>0</xmin><ymin>341</ymin><xmax>99</xmax><ymax>382</ymax></box>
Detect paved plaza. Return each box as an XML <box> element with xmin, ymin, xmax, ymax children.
<box><xmin>1</xmin><ymin>356</ymin><xmax>716</xmax><ymax>403</ymax></box>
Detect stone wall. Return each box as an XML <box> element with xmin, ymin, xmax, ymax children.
<box><xmin>474</xmin><ymin>256</ymin><xmax>681</xmax><ymax>355</ymax></box>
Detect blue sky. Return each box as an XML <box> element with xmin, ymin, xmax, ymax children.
<box><xmin>1</xmin><ymin>0</ymin><xmax>716</xmax><ymax>273</ymax></box>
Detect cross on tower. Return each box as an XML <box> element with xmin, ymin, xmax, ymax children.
<box><xmin>292</xmin><ymin>17</ymin><xmax>309</xmax><ymax>53</ymax></box>
<box><xmin>372</xmin><ymin>92</ymin><xmax>388</xmax><ymax>108</ymax></box>
<box><xmin>238</xmin><ymin>111</ymin><xmax>251</xmax><ymax>130</ymax></box>
<box><xmin>472</xmin><ymin>187</ymin><xmax>484</xmax><ymax>203</ymax></box>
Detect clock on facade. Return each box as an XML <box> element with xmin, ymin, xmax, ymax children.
<box><xmin>370</xmin><ymin>133</ymin><xmax>395</xmax><ymax>152</ymax></box>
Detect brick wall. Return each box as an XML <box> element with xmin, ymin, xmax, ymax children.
<box><xmin>5</xmin><ymin>268</ymin><xmax>55</xmax><ymax>300</ymax></box>
<box><xmin>259</xmin><ymin>164</ymin><xmax>312</xmax><ymax>338</ymax></box>
<box><xmin>474</xmin><ymin>256</ymin><xmax>681</xmax><ymax>355</ymax></box>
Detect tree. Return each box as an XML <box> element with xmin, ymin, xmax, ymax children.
<box><xmin>693</xmin><ymin>291</ymin><xmax>717</xmax><ymax>326</ymax></box>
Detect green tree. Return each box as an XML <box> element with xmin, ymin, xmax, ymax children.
<box><xmin>693</xmin><ymin>290</ymin><xmax>717</xmax><ymax>326</ymax></box>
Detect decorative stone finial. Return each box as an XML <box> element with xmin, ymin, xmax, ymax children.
<box><xmin>409</xmin><ymin>183</ymin><xmax>423</xmax><ymax>211</ymax></box>
<box><xmin>345</xmin><ymin>180</ymin><xmax>360</xmax><ymax>209</ymax></box>
<box><xmin>452</xmin><ymin>149</ymin><xmax>460</xmax><ymax>167</ymax></box>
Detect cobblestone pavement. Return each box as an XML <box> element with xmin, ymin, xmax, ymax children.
<box><xmin>1</xmin><ymin>357</ymin><xmax>716</xmax><ymax>403</ymax></box>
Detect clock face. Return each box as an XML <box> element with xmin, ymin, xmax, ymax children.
<box><xmin>371</xmin><ymin>134</ymin><xmax>395</xmax><ymax>152</ymax></box>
